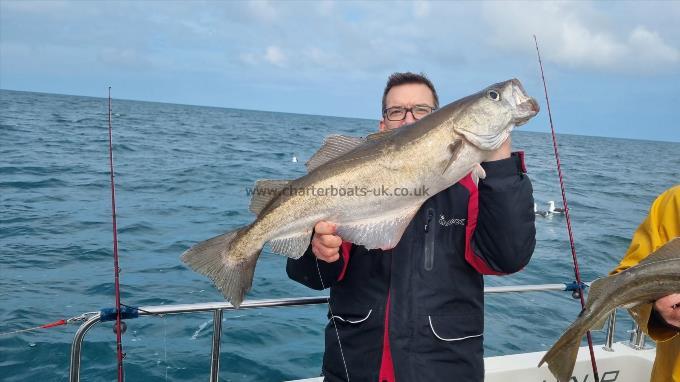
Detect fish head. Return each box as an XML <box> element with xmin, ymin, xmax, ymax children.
<box><xmin>454</xmin><ymin>78</ymin><xmax>539</xmax><ymax>151</ymax></box>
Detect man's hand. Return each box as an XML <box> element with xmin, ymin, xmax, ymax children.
<box><xmin>485</xmin><ymin>136</ymin><xmax>512</xmax><ymax>162</ymax></box>
<box><xmin>654</xmin><ymin>294</ymin><xmax>680</xmax><ymax>329</ymax></box>
<box><xmin>311</xmin><ymin>221</ymin><xmax>342</xmax><ymax>263</ymax></box>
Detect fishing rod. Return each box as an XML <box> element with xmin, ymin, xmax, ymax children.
<box><xmin>533</xmin><ymin>36</ymin><xmax>600</xmax><ymax>382</ymax></box>
<box><xmin>107</xmin><ymin>86</ymin><xmax>126</xmax><ymax>382</ymax></box>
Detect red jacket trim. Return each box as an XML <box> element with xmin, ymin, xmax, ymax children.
<box><xmin>378</xmin><ymin>293</ymin><xmax>395</xmax><ymax>382</ymax></box>
<box><xmin>516</xmin><ymin>151</ymin><xmax>527</xmax><ymax>173</ymax></box>
<box><xmin>337</xmin><ymin>241</ymin><xmax>353</xmax><ymax>281</ymax></box>
<box><xmin>459</xmin><ymin>173</ymin><xmax>505</xmax><ymax>275</ymax></box>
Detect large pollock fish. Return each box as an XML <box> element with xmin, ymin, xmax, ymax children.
<box><xmin>182</xmin><ymin>78</ymin><xmax>539</xmax><ymax>307</ymax></box>
<box><xmin>538</xmin><ymin>237</ymin><xmax>680</xmax><ymax>382</ymax></box>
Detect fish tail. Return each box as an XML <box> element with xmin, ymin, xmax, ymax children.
<box><xmin>181</xmin><ymin>226</ymin><xmax>261</xmax><ymax>308</ymax></box>
<box><xmin>538</xmin><ymin>329</ymin><xmax>582</xmax><ymax>382</ymax></box>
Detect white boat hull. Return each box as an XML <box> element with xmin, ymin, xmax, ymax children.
<box><xmin>287</xmin><ymin>342</ymin><xmax>656</xmax><ymax>382</ymax></box>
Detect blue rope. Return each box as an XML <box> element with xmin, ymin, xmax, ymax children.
<box><xmin>100</xmin><ymin>306</ymin><xmax>139</xmax><ymax>322</ymax></box>
<box><xmin>563</xmin><ymin>281</ymin><xmax>588</xmax><ymax>292</ymax></box>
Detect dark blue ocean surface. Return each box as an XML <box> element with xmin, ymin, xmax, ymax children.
<box><xmin>1</xmin><ymin>89</ymin><xmax>678</xmax><ymax>381</ymax></box>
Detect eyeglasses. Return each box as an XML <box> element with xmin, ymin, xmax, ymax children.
<box><xmin>383</xmin><ymin>105</ymin><xmax>436</xmax><ymax>121</ymax></box>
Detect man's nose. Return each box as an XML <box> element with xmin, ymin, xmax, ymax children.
<box><xmin>402</xmin><ymin>110</ymin><xmax>416</xmax><ymax>126</ymax></box>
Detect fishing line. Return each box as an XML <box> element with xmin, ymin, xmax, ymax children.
<box><xmin>121</xmin><ymin>303</ymin><xmax>167</xmax><ymax>380</ymax></box>
<box><xmin>533</xmin><ymin>35</ymin><xmax>600</xmax><ymax>382</ymax></box>
<box><xmin>0</xmin><ymin>321</ymin><xmax>67</xmax><ymax>336</ymax></box>
<box><xmin>162</xmin><ymin>314</ymin><xmax>169</xmax><ymax>382</ymax></box>
<box><xmin>120</xmin><ymin>303</ymin><xmax>152</xmax><ymax>315</ymax></box>
<box><xmin>107</xmin><ymin>86</ymin><xmax>126</xmax><ymax>382</ymax></box>
<box><xmin>315</xmin><ymin>257</ymin><xmax>351</xmax><ymax>382</ymax></box>
<box><xmin>0</xmin><ymin>312</ymin><xmax>97</xmax><ymax>336</ymax></box>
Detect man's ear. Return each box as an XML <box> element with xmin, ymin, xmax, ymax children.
<box><xmin>379</xmin><ymin>119</ymin><xmax>387</xmax><ymax>132</ymax></box>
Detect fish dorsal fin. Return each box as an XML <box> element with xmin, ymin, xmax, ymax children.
<box><xmin>583</xmin><ymin>275</ymin><xmax>619</xmax><ymax>331</ymax></box>
<box><xmin>586</xmin><ymin>277</ymin><xmax>606</xmax><ymax>307</ymax></box>
<box><xmin>306</xmin><ymin>134</ymin><xmax>366</xmax><ymax>172</ymax></box>
<box><xmin>365</xmin><ymin>129</ymin><xmax>398</xmax><ymax>142</ymax></box>
<box><xmin>638</xmin><ymin>237</ymin><xmax>680</xmax><ymax>265</ymax></box>
<box><xmin>249</xmin><ymin>179</ymin><xmax>291</xmax><ymax>216</ymax></box>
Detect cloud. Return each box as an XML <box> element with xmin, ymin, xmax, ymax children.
<box><xmin>97</xmin><ymin>47</ymin><xmax>155</xmax><ymax>70</ymax></box>
<box><xmin>628</xmin><ymin>26</ymin><xmax>680</xmax><ymax>65</ymax></box>
<box><xmin>556</xmin><ymin>19</ymin><xmax>626</xmax><ymax>68</ymax></box>
<box><xmin>413</xmin><ymin>1</ymin><xmax>431</xmax><ymax>19</ymax></box>
<box><xmin>1</xmin><ymin>0</ymin><xmax>68</xmax><ymax>13</ymax></box>
<box><xmin>247</xmin><ymin>0</ymin><xmax>277</xmax><ymax>23</ymax></box>
<box><xmin>2</xmin><ymin>0</ymin><xmax>678</xmax><ymax>91</ymax></box>
<box><xmin>239</xmin><ymin>52</ymin><xmax>258</xmax><ymax>65</ymax></box>
<box><xmin>481</xmin><ymin>2</ymin><xmax>679</xmax><ymax>73</ymax></box>
<box><xmin>264</xmin><ymin>45</ymin><xmax>286</xmax><ymax>67</ymax></box>
<box><xmin>237</xmin><ymin>46</ymin><xmax>288</xmax><ymax>68</ymax></box>
<box><xmin>315</xmin><ymin>0</ymin><xmax>335</xmax><ymax>17</ymax></box>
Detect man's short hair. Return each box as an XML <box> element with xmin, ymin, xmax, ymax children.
<box><xmin>381</xmin><ymin>72</ymin><xmax>439</xmax><ymax>113</ymax></box>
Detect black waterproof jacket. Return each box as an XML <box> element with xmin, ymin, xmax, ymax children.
<box><xmin>287</xmin><ymin>152</ymin><xmax>535</xmax><ymax>382</ymax></box>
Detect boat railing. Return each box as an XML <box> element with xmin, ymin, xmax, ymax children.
<box><xmin>68</xmin><ymin>282</ymin><xmax>644</xmax><ymax>382</ymax></box>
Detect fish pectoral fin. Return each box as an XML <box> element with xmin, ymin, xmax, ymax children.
<box><xmin>306</xmin><ymin>134</ymin><xmax>366</xmax><ymax>172</ymax></box>
<box><xmin>586</xmin><ymin>276</ymin><xmax>608</xmax><ymax>305</ymax></box>
<box><xmin>441</xmin><ymin>139</ymin><xmax>464</xmax><ymax>176</ymax></box>
<box><xmin>336</xmin><ymin>205</ymin><xmax>420</xmax><ymax>250</ymax></box>
<box><xmin>626</xmin><ymin>304</ymin><xmax>648</xmax><ymax>324</ymax></box>
<box><xmin>249</xmin><ymin>179</ymin><xmax>292</xmax><ymax>216</ymax></box>
<box><xmin>590</xmin><ymin>312</ymin><xmax>611</xmax><ymax>331</ymax></box>
<box><xmin>268</xmin><ymin>230</ymin><xmax>313</xmax><ymax>259</ymax></box>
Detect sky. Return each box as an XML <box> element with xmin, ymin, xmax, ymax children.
<box><xmin>1</xmin><ymin>0</ymin><xmax>679</xmax><ymax>142</ymax></box>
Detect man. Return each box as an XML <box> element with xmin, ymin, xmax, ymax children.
<box><xmin>611</xmin><ymin>185</ymin><xmax>680</xmax><ymax>382</ymax></box>
<box><xmin>287</xmin><ymin>72</ymin><xmax>536</xmax><ymax>381</ymax></box>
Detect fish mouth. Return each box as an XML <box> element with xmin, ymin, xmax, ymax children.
<box><xmin>515</xmin><ymin>98</ymin><xmax>539</xmax><ymax>126</ymax></box>
<box><xmin>511</xmin><ymin>79</ymin><xmax>540</xmax><ymax>126</ymax></box>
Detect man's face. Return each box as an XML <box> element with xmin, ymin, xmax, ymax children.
<box><xmin>379</xmin><ymin>83</ymin><xmax>436</xmax><ymax>132</ymax></box>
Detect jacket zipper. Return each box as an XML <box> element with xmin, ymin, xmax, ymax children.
<box><xmin>424</xmin><ymin>208</ymin><xmax>435</xmax><ymax>271</ymax></box>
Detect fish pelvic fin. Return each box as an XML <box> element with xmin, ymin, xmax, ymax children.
<box><xmin>336</xmin><ymin>205</ymin><xmax>420</xmax><ymax>250</ymax></box>
<box><xmin>181</xmin><ymin>227</ymin><xmax>261</xmax><ymax>308</ymax></box>
<box><xmin>269</xmin><ymin>230</ymin><xmax>313</xmax><ymax>259</ymax></box>
<box><xmin>471</xmin><ymin>163</ymin><xmax>486</xmax><ymax>185</ymax></box>
<box><xmin>538</xmin><ymin>332</ymin><xmax>581</xmax><ymax>382</ymax></box>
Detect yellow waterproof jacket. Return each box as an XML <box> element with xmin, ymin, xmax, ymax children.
<box><xmin>611</xmin><ymin>185</ymin><xmax>680</xmax><ymax>382</ymax></box>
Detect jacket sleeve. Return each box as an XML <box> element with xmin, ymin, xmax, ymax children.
<box><xmin>469</xmin><ymin>152</ymin><xmax>536</xmax><ymax>274</ymax></box>
<box><xmin>611</xmin><ymin>185</ymin><xmax>680</xmax><ymax>341</ymax></box>
<box><xmin>286</xmin><ymin>242</ymin><xmax>346</xmax><ymax>290</ymax></box>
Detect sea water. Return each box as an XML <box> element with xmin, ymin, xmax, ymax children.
<box><xmin>1</xmin><ymin>89</ymin><xmax>679</xmax><ymax>381</ymax></box>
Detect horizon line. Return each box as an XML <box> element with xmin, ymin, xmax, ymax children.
<box><xmin>2</xmin><ymin>87</ymin><xmax>678</xmax><ymax>144</ymax></box>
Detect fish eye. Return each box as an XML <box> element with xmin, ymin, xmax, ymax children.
<box><xmin>487</xmin><ymin>90</ymin><xmax>501</xmax><ymax>101</ymax></box>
